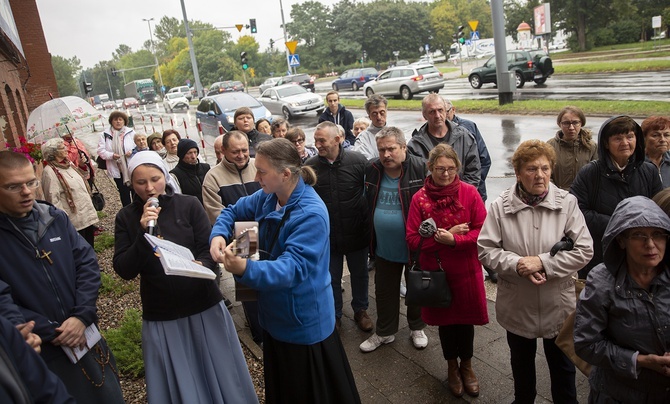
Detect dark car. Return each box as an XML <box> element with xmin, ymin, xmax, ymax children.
<box><xmin>195</xmin><ymin>92</ymin><xmax>272</xmax><ymax>136</ymax></box>
<box><xmin>468</xmin><ymin>50</ymin><xmax>554</xmax><ymax>89</ymax></box>
<box><xmin>331</xmin><ymin>68</ymin><xmax>379</xmax><ymax>91</ymax></box>
<box><xmin>226</xmin><ymin>81</ymin><xmax>245</xmax><ymax>92</ymax></box>
<box><xmin>277</xmin><ymin>73</ymin><xmax>315</xmax><ymax>92</ymax></box>
<box><xmin>122</xmin><ymin>97</ymin><xmax>139</xmax><ymax>109</ymax></box>
<box><xmin>206</xmin><ymin>81</ymin><xmax>231</xmax><ymax>96</ymax></box>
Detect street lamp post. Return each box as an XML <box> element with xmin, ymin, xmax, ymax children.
<box><xmin>142</xmin><ymin>18</ymin><xmax>165</xmax><ymax>97</ymax></box>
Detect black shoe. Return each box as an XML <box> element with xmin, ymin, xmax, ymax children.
<box><xmin>224</xmin><ymin>297</ymin><xmax>234</xmax><ymax>309</ymax></box>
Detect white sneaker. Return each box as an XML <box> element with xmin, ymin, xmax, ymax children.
<box><xmin>410</xmin><ymin>330</ymin><xmax>428</xmax><ymax>349</ymax></box>
<box><xmin>359</xmin><ymin>333</ymin><xmax>395</xmax><ymax>353</ymax></box>
<box><xmin>400</xmin><ymin>281</ymin><xmax>407</xmax><ymax>298</ymax></box>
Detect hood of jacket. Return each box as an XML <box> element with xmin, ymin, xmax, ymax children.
<box><xmin>602</xmin><ymin>196</ymin><xmax>670</xmax><ymax>274</ymax></box>
<box><xmin>597</xmin><ymin>115</ymin><xmax>645</xmax><ymax>169</ymax></box>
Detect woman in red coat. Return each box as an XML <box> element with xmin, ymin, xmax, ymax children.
<box><xmin>406</xmin><ymin>143</ymin><xmax>488</xmax><ymax>398</ymax></box>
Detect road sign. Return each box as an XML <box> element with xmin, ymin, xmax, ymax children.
<box><xmin>465</xmin><ymin>40</ymin><xmax>472</xmax><ymax>46</ymax></box>
<box><xmin>235</xmin><ymin>24</ymin><xmax>243</xmax><ymax>32</ymax></box>
<box><xmin>286</xmin><ymin>41</ymin><xmax>298</xmax><ymax>54</ymax></box>
<box><xmin>468</xmin><ymin>20</ymin><xmax>479</xmax><ymax>31</ymax></box>
<box><xmin>288</xmin><ymin>54</ymin><xmax>300</xmax><ymax>67</ymax></box>
<box><xmin>471</xmin><ymin>31</ymin><xmax>480</xmax><ymax>40</ymax></box>
<box><xmin>425</xmin><ymin>43</ymin><xmax>430</xmax><ymax>51</ymax></box>
<box><xmin>652</xmin><ymin>16</ymin><xmax>662</xmax><ymax>29</ymax></box>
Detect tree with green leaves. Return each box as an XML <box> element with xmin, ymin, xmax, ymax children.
<box><xmin>51</xmin><ymin>55</ymin><xmax>81</xmax><ymax>97</ymax></box>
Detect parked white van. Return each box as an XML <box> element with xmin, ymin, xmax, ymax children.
<box><xmin>167</xmin><ymin>86</ymin><xmax>192</xmax><ymax>102</ymax></box>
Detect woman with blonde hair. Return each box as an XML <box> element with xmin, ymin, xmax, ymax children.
<box><xmin>42</xmin><ymin>138</ymin><xmax>99</xmax><ymax>246</ymax></box>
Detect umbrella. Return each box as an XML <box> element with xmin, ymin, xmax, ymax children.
<box><xmin>26</xmin><ymin>96</ymin><xmax>103</xmax><ymax>142</ymax></box>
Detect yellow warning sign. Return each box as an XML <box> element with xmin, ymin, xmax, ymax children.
<box><xmin>285</xmin><ymin>41</ymin><xmax>298</xmax><ymax>55</ymax></box>
<box><xmin>468</xmin><ymin>20</ymin><xmax>479</xmax><ymax>32</ymax></box>
<box><xmin>235</xmin><ymin>24</ymin><xmax>243</xmax><ymax>32</ymax></box>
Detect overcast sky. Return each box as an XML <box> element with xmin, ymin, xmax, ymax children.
<box><xmin>34</xmin><ymin>0</ymin><xmax>342</xmax><ymax>69</ymax></box>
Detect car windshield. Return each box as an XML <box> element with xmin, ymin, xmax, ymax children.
<box><xmin>417</xmin><ymin>66</ymin><xmax>439</xmax><ymax>75</ymax></box>
<box><xmin>277</xmin><ymin>86</ymin><xmax>306</xmax><ymax>98</ymax></box>
<box><xmin>167</xmin><ymin>93</ymin><xmax>181</xmax><ymax>99</ymax></box>
<box><xmin>215</xmin><ymin>94</ymin><xmax>261</xmax><ymax>111</ymax></box>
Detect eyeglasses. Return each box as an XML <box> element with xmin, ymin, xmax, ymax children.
<box><xmin>560</xmin><ymin>121</ymin><xmax>582</xmax><ymax>128</ymax></box>
<box><xmin>293</xmin><ymin>139</ymin><xmax>305</xmax><ymax>145</ymax></box>
<box><xmin>2</xmin><ymin>180</ymin><xmax>40</xmax><ymax>193</ymax></box>
<box><xmin>432</xmin><ymin>167</ymin><xmax>458</xmax><ymax>175</ymax></box>
<box><xmin>626</xmin><ymin>232</ymin><xmax>670</xmax><ymax>244</ymax></box>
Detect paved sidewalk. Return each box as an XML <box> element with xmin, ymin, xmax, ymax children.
<box><xmin>223</xmin><ymin>269</ymin><xmax>590</xmax><ymax>403</ymax></box>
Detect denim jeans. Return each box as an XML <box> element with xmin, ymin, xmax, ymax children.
<box><xmin>330</xmin><ymin>247</ymin><xmax>369</xmax><ymax>318</ymax></box>
<box><xmin>506</xmin><ymin>331</ymin><xmax>577</xmax><ymax>404</ymax></box>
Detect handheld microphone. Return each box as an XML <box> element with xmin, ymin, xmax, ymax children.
<box><xmin>147</xmin><ymin>197</ymin><xmax>159</xmax><ymax>235</ymax></box>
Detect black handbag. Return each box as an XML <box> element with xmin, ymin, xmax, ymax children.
<box><xmin>90</xmin><ymin>182</ymin><xmax>105</xmax><ymax>211</ymax></box>
<box><xmin>95</xmin><ymin>155</ymin><xmax>106</xmax><ymax>170</ymax></box>
<box><xmin>405</xmin><ymin>237</ymin><xmax>452</xmax><ymax>308</ymax></box>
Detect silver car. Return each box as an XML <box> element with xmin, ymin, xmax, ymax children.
<box><xmin>259</xmin><ymin>77</ymin><xmax>281</xmax><ymax>94</ymax></box>
<box><xmin>258</xmin><ymin>84</ymin><xmax>324</xmax><ymax>120</ymax></box>
<box><xmin>363</xmin><ymin>64</ymin><xmax>444</xmax><ymax>100</ymax></box>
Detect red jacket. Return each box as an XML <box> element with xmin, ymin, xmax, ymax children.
<box><xmin>406</xmin><ymin>179</ymin><xmax>489</xmax><ymax>326</ymax></box>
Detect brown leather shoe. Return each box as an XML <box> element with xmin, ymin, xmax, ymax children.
<box><xmin>459</xmin><ymin>359</ymin><xmax>480</xmax><ymax>397</ymax></box>
<box><xmin>447</xmin><ymin>359</ymin><xmax>464</xmax><ymax>397</ymax></box>
<box><xmin>354</xmin><ymin>310</ymin><xmax>373</xmax><ymax>332</ymax></box>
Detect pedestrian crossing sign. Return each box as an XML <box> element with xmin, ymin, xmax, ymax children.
<box><xmin>289</xmin><ymin>54</ymin><xmax>300</xmax><ymax>67</ymax></box>
<box><xmin>471</xmin><ymin>31</ymin><xmax>480</xmax><ymax>41</ymax></box>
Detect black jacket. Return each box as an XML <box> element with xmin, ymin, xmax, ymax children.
<box><xmin>243</xmin><ymin>129</ymin><xmax>272</xmax><ymax>158</ymax></box>
<box><xmin>365</xmin><ymin>154</ymin><xmax>427</xmax><ymax>258</ymax></box>
<box><xmin>113</xmin><ymin>191</ymin><xmax>222</xmax><ymax>321</ymax></box>
<box><xmin>570</xmin><ymin>116</ymin><xmax>663</xmax><ymax>275</ymax></box>
<box><xmin>306</xmin><ymin>146</ymin><xmax>370</xmax><ymax>253</ymax></box>
<box><xmin>170</xmin><ymin>161</ymin><xmax>210</xmax><ymax>204</ymax></box>
<box><xmin>319</xmin><ymin>104</ymin><xmax>356</xmax><ymax>145</ymax></box>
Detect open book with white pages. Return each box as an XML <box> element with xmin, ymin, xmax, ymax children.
<box><xmin>61</xmin><ymin>323</ymin><xmax>102</xmax><ymax>364</ymax></box>
<box><xmin>144</xmin><ymin>233</ymin><xmax>216</xmax><ymax>280</ymax></box>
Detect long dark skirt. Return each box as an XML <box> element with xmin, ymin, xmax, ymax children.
<box><xmin>263</xmin><ymin>330</ymin><xmax>361</xmax><ymax>404</ymax></box>
<box><xmin>46</xmin><ymin>338</ymin><xmax>124</xmax><ymax>403</ymax></box>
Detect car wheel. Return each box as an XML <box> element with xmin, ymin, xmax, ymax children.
<box><xmin>352</xmin><ymin>82</ymin><xmax>359</xmax><ymax>91</ymax></box>
<box><xmin>332</xmin><ymin>83</ymin><xmax>339</xmax><ymax>91</ymax></box>
<box><xmin>515</xmin><ymin>72</ymin><xmax>525</xmax><ymax>88</ymax></box>
<box><xmin>400</xmin><ymin>86</ymin><xmax>413</xmax><ymax>100</ymax></box>
<box><xmin>365</xmin><ymin>88</ymin><xmax>375</xmax><ymax>98</ymax></box>
<box><xmin>282</xmin><ymin>107</ymin><xmax>291</xmax><ymax>120</ymax></box>
<box><xmin>469</xmin><ymin>75</ymin><xmax>483</xmax><ymax>89</ymax></box>
<box><xmin>534</xmin><ymin>77</ymin><xmax>547</xmax><ymax>85</ymax></box>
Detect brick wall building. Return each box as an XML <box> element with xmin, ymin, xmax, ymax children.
<box><xmin>0</xmin><ymin>0</ymin><xmax>57</xmax><ymax>148</ymax></box>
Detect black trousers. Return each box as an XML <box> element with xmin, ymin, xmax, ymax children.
<box><xmin>113</xmin><ymin>177</ymin><xmax>132</xmax><ymax>207</ymax></box>
<box><xmin>438</xmin><ymin>324</ymin><xmax>474</xmax><ymax>360</ymax></box>
<box><xmin>506</xmin><ymin>331</ymin><xmax>577</xmax><ymax>404</ymax></box>
<box><xmin>78</xmin><ymin>225</ymin><xmax>95</xmax><ymax>248</ymax></box>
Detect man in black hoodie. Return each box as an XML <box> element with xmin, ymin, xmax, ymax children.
<box><xmin>319</xmin><ymin>91</ymin><xmax>355</xmax><ymax>146</ymax></box>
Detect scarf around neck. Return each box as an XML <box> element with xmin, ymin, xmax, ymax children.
<box><xmin>111</xmin><ymin>126</ymin><xmax>131</xmax><ymax>186</ymax></box>
<box><xmin>47</xmin><ymin>159</ymin><xmax>89</xmax><ymax>214</ymax></box>
<box><xmin>516</xmin><ymin>182</ymin><xmax>549</xmax><ymax>206</ymax></box>
<box><xmin>424</xmin><ymin>174</ymin><xmax>463</xmax><ymax>213</ymax></box>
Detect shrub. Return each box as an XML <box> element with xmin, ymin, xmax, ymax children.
<box><xmin>94</xmin><ymin>233</ymin><xmax>115</xmax><ymax>253</ymax></box>
<box><xmin>103</xmin><ymin>309</ymin><xmax>144</xmax><ymax>377</ymax></box>
<box><xmin>100</xmin><ymin>271</ymin><xmax>135</xmax><ymax>297</ymax></box>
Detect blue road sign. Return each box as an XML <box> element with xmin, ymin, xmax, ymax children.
<box><xmin>471</xmin><ymin>31</ymin><xmax>480</xmax><ymax>40</ymax></box>
<box><xmin>289</xmin><ymin>54</ymin><xmax>300</xmax><ymax>67</ymax></box>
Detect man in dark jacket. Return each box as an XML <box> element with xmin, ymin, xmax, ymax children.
<box><xmin>233</xmin><ymin>107</ymin><xmax>272</xmax><ymax>157</ymax></box>
<box><xmin>360</xmin><ymin>126</ymin><xmax>428</xmax><ymax>352</ymax></box>
<box><xmin>0</xmin><ymin>151</ymin><xmax>124</xmax><ymax>403</ymax></box>
<box><xmin>570</xmin><ymin>115</ymin><xmax>663</xmax><ymax>277</ymax></box>
<box><xmin>319</xmin><ymin>91</ymin><xmax>355</xmax><ymax>146</ymax></box>
<box><xmin>407</xmin><ymin>94</ymin><xmax>481</xmax><ymax>187</ymax></box>
<box><xmin>306</xmin><ymin>121</ymin><xmax>372</xmax><ymax>332</ymax></box>
<box><xmin>170</xmin><ymin>138</ymin><xmax>210</xmax><ymax>204</ymax></box>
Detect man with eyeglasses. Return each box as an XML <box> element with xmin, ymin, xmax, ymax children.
<box><xmin>642</xmin><ymin>116</ymin><xmax>670</xmax><ymax>188</ymax></box>
<box><xmin>352</xmin><ymin>94</ymin><xmax>388</xmax><ymax>159</ymax></box>
<box><xmin>407</xmin><ymin>94</ymin><xmax>481</xmax><ymax>188</ymax></box>
<box><xmin>0</xmin><ymin>151</ymin><xmax>124</xmax><ymax>402</ymax></box>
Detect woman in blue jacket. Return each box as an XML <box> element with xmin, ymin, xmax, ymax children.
<box><xmin>210</xmin><ymin>138</ymin><xmax>360</xmax><ymax>403</ymax></box>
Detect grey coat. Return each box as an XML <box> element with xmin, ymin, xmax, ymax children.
<box><xmin>574</xmin><ymin>196</ymin><xmax>670</xmax><ymax>403</ymax></box>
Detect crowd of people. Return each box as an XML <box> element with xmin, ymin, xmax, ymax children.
<box><xmin>1</xmin><ymin>91</ymin><xmax>669</xmax><ymax>402</ymax></box>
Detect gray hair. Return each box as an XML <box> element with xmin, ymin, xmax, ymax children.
<box><xmin>422</xmin><ymin>94</ymin><xmax>451</xmax><ymax>112</ymax></box>
<box><xmin>315</xmin><ymin>121</ymin><xmax>339</xmax><ymax>138</ymax></box>
<box><xmin>41</xmin><ymin>138</ymin><xmax>65</xmax><ymax>162</ymax></box>
<box><xmin>364</xmin><ymin>94</ymin><xmax>388</xmax><ymax>115</ymax></box>
<box><xmin>375</xmin><ymin>126</ymin><xmax>406</xmax><ymax>147</ymax></box>
<box><xmin>353</xmin><ymin>117</ymin><xmax>371</xmax><ymax>128</ymax></box>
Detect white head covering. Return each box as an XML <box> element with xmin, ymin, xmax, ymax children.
<box><xmin>127</xmin><ymin>150</ymin><xmax>181</xmax><ymax>195</ymax></box>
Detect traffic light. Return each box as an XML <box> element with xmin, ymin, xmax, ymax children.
<box><xmin>363</xmin><ymin>50</ymin><xmax>367</xmax><ymax>61</ymax></box>
<box><xmin>457</xmin><ymin>25</ymin><xmax>465</xmax><ymax>44</ymax></box>
<box><xmin>269</xmin><ymin>39</ymin><xmax>274</xmax><ymax>49</ymax></box>
<box><xmin>250</xmin><ymin>19</ymin><xmax>257</xmax><ymax>34</ymax></box>
<box><xmin>111</xmin><ymin>67</ymin><xmax>117</xmax><ymax>77</ymax></box>
<box><xmin>240</xmin><ymin>51</ymin><xmax>249</xmax><ymax>70</ymax></box>
<box><xmin>83</xmin><ymin>81</ymin><xmax>93</xmax><ymax>94</ymax></box>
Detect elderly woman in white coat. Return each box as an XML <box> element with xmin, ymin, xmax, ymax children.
<box><xmin>41</xmin><ymin>138</ymin><xmax>99</xmax><ymax>247</ymax></box>
<box><xmin>477</xmin><ymin>139</ymin><xmax>593</xmax><ymax>404</ymax></box>
<box><xmin>97</xmin><ymin>111</ymin><xmax>135</xmax><ymax>206</ymax></box>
